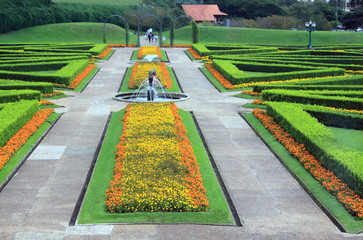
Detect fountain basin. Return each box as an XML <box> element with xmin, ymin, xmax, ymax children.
<box><xmin>113</xmin><ymin>92</ymin><xmax>189</xmax><ymax>102</ymax></box>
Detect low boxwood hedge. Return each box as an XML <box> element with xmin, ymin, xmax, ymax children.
<box><xmin>0</xmin><ymin>80</ymin><xmax>53</xmax><ymax>93</ymax></box>
<box><xmin>266</xmin><ymin>101</ymin><xmax>363</xmax><ymax>198</ymax></box>
<box><xmin>0</xmin><ymin>100</ymin><xmax>39</xmax><ymax>147</ymax></box>
<box><xmin>0</xmin><ymin>89</ymin><xmax>41</xmax><ymax>103</ymax></box>
<box><xmin>262</xmin><ymin>89</ymin><xmax>363</xmax><ymax>110</ymax></box>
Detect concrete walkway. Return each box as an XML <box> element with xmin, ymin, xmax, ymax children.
<box><xmin>0</xmin><ymin>47</ymin><xmax>360</xmax><ymax>240</ymax></box>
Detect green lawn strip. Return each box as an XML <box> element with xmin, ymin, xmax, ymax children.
<box><xmin>78</xmin><ymin>108</ymin><xmax>234</xmax><ymax>225</ymax></box>
<box><xmin>0</xmin><ymin>113</ymin><xmax>60</xmax><ymax>185</ymax></box>
<box><xmin>73</xmin><ymin>66</ymin><xmax>99</xmax><ymax>92</ymax></box>
<box><xmin>43</xmin><ymin>94</ymin><xmax>70</xmax><ymax>100</ymax></box>
<box><xmin>199</xmin><ymin>66</ymin><xmax>244</xmax><ymax>93</ymax></box>
<box><xmin>242</xmin><ymin>103</ymin><xmax>266</xmax><ymax>109</ymax></box>
<box><xmin>328</xmin><ymin>126</ymin><xmax>363</xmax><ymax>152</ymax></box>
<box><xmin>184</xmin><ymin>49</ymin><xmax>196</xmax><ymax>61</ymax></box>
<box><xmin>40</xmin><ymin>104</ymin><xmax>61</xmax><ymax>109</ymax></box>
<box><xmin>244</xmin><ymin>113</ymin><xmax>363</xmax><ymax>233</ymax></box>
<box><xmin>119</xmin><ymin>66</ymin><xmax>181</xmax><ymax>93</ymax></box>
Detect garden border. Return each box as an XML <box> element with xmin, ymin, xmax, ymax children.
<box><xmin>80</xmin><ymin>68</ymin><xmax>100</xmax><ymax>93</ymax></box>
<box><xmin>0</xmin><ymin>113</ymin><xmax>63</xmax><ymax>193</ymax></box>
<box><xmin>240</xmin><ymin>113</ymin><xmax>346</xmax><ymax>232</ymax></box>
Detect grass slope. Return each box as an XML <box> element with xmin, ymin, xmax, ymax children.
<box><xmin>165</xmin><ymin>26</ymin><xmax>363</xmax><ymax>46</ymax></box>
<box><xmin>52</xmin><ymin>0</ymin><xmax>142</xmax><ymax>5</ymax></box>
<box><xmin>0</xmin><ymin>23</ymin><xmax>137</xmax><ymax>44</ymax></box>
<box><xmin>78</xmin><ymin>108</ymin><xmax>233</xmax><ymax>225</ymax></box>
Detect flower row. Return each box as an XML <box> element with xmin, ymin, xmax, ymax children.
<box><xmin>241</xmin><ymin>90</ymin><xmax>261</xmax><ymax>97</ymax></box>
<box><xmin>128</xmin><ymin>62</ymin><xmax>171</xmax><ymax>89</ymax></box>
<box><xmin>68</xmin><ymin>64</ymin><xmax>95</xmax><ymax>89</ymax></box>
<box><xmin>105</xmin><ymin>102</ymin><xmax>209</xmax><ymax>213</ymax></box>
<box><xmin>253</xmin><ymin>109</ymin><xmax>363</xmax><ymax>219</ymax></box>
<box><xmin>205</xmin><ymin>64</ymin><xmax>234</xmax><ymax>89</ymax></box>
<box><xmin>107</xmin><ymin>44</ymin><xmax>137</xmax><ymax>48</ymax></box>
<box><xmin>0</xmin><ymin>108</ymin><xmax>54</xmax><ymax>170</ymax></box>
<box><xmin>187</xmin><ymin>48</ymin><xmax>201</xmax><ymax>60</ymax></box>
<box><xmin>41</xmin><ymin>90</ymin><xmax>64</xmax><ymax>98</ymax></box>
<box><xmin>137</xmin><ymin>46</ymin><xmax>162</xmax><ymax>59</ymax></box>
<box><xmin>99</xmin><ymin>48</ymin><xmax>112</xmax><ymax>59</ymax></box>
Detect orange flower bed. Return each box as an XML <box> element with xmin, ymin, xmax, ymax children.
<box><xmin>99</xmin><ymin>48</ymin><xmax>112</xmax><ymax>59</ymax></box>
<box><xmin>205</xmin><ymin>64</ymin><xmax>234</xmax><ymax>89</ymax></box>
<box><xmin>0</xmin><ymin>108</ymin><xmax>54</xmax><ymax>170</ymax></box>
<box><xmin>137</xmin><ymin>46</ymin><xmax>162</xmax><ymax>59</ymax></box>
<box><xmin>68</xmin><ymin>64</ymin><xmax>95</xmax><ymax>90</ymax></box>
<box><xmin>241</xmin><ymin>90</ymin><xmax>261</xmax><ymax>97</ymax></box>
<box><xmin>39</xmin><ymin>99</ymin><xmax>55</xmax><ymax>106</ymax></box>
<box><xmin>187</xmin><ymin>48</ymin><xmax>201</xmax><ymax>60</ymax></box>
<box><xmin>107</xmin><ymin>44</ymin><xmax>137</xmax><ymax>48</ymax></box>
<box><xmin>252</xmin><ymin>99</ymin><xmax>266</xmax><ymax>105</ymax></box>
<box><xmin>253</xmin><ymin>108</ymin><xmax>363</xmax><ymax>219</ymax></box>
<box><xmin>41</xmin><ymin>91</ymin><xmax>64</xmax><ymax>98</ymax></box>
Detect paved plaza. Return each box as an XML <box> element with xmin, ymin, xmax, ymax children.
<box><xmin>0</xmin><ymin>45</ymin><xmax>361</xmax><ymax>239</ymax></box>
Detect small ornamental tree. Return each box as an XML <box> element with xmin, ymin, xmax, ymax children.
<box><xmin>191</xmin><ymin>20</ymin><xmax>199</xmax><ymax>43</ymax></box>
<box><xmin>170</xmin><ymin>22</ymin><xmax>175</xmax><ymax>47</ymax></box>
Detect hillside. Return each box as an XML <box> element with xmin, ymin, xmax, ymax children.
<box><xmin>52</xmin><ymin>0</ymin><xmax>142</xmax><ymax>5</ymax></box>
<box><xmin>0</xmin><ymin>23</ymin><xmax>138</xmax><ymax>44</ymax></box>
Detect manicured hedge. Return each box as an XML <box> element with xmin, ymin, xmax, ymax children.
<box><xmin>253</xmin><ymin>84</ymin><xmax>363</xmax><ymax>93</ymax></box>
<box><xmin>0</xmin><ymin>79</ymin><xmax>53</xmax><ymax>93</ymax></box>
<box><xmin>0</xmin><ymin>89</ymin><xmax>41</xmax><ymax>103</ymax></box>
<box><xmin>262</xmin><ymin>89</ymin><xmax>363</xmax><ymax>110</ymax></box>
<box><xmin>212</xmin><ymin>59</ymin><xmax>345</xmax><ymax>84</ymax></box>
<box><xmin>0</xmin><ymin>61</ymin><xmax>68</xmax><ymax>72</ymax></box>
<box><xmin>192</xmin><ymin>44</ymin><xmax>278</xmax><ymax>56</ymax></box>
<box><xmin>0</xmin><ymin>100</ymin><xmax>39</xmax><ymax>147</ymax></box>
<box><xmin>0</xmin><ymin>59</ymin><xmax>89</xmax><ymax>85</ymax></box>
<box><xmin>266</xmin><ymin>101</ymin><xmax>363</xmax><ymax>197</ymax></box>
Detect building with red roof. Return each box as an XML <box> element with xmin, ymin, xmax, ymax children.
<box><xmin>182</xmin><ymin>4</ymin><xmax>228</xmax><ymax>24</ymax></box>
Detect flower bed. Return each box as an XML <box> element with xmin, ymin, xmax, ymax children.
<box><xmin>187</xmin><ymin>48</ymin><xmax>202</xmax><ymax>60</ymax></box>
<box><xmin>68</xmin><ymin>64</ymin><xmax>95</xmax><ymax>89</ymax></box>
<box><xmin>137</xmin><ymin>46</ymin><xmax>162</xmax><ymax>59</ymax></box>
<box><xmin>105</xmin><ymin>102</ymin><xmax>209</xmax><ymax>213</ymax></box>
<box><xmin>0</xmin><ymin>108</ymin><xmax>54</xmax><ymax>170</ymax></box>
<box><xmin>253</xmin><ymin>108</ymin><xmax>363</xmax><ymax>219</ymax></box>
<box><xmin>128</xmin><ymin>62</ymin><xmax>171</xmax><ymax>89</ymax></box>
<box><xmin>205</xmin><ymin>64</ymin><xmax>234</xmax><ymax>89</ymax></box>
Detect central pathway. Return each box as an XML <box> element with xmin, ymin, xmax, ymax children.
<box><xmin>0</xmin><ymin>47</ymin><xmax>357</xmax><ymax>239</ymax></box>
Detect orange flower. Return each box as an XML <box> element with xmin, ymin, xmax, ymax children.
<box><xmin>187</xmin><ymin>48</ymin><xmax>201</xmax><ymax>60</ymax></box>
<box><xmin>205</xmin><ymin>64</ymin><xmax>234</xmax><ymax>89</ymax></box>
<box><xmin>68</xmin><ymin>64</ymin><xmax>95</xmax><ymax>89</ymax></box>
<box><xmin>0</xmin><ymin>108</ymin><xmax>54</xmax><ymax>170</ymax></box>
<box><xmin>253</xmin><ymin>109</ymin><xmax>363</xmax><ymax>219</ymax></box>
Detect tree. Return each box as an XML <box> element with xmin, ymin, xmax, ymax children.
<box><xmin>341</xmin><ymin>7</ymin><xmax>363</xmax><ymax>29</ymax></box>
<box><xmin>191</xmin><ymin>20</ymin><xmax>199</xmax><ymax>43</ymax></box>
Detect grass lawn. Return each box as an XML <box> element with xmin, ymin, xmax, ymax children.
<box><xmin>163</xmin><ymin>26</ymin><xmax>363</xmax><ymax>46</ymax></box>
<box><xmin>0</xmin><ymin>23</ymin><xmax>138</xmax><ymax>45</ymax></box>
<box><xmin>78</xmin><ymin>108</ymin><xmax>234</xmax><ymax>225</ymax></box>
<box><xmin>328</xmin><ymin>126</ymin><xmax>363</xmax><ymax>152</ymax></box>
<box><xmin>119</xmin><ymin>66</ymin><xmax>181</xmax><ymax>93</ymax></box>
<box><xmin>52</xmin><ymin>0</ymin><xmax>142</xmax><ymax>5</ymax></box>
<box><xmin>243</xmin><ymin>112</ymin><xmax>363</xmax><ymax>233</ymax></box>
<box><xmin>0</xmin><ymin>113</ymin><xmax>60</xmax><ymax>185</ymax></box>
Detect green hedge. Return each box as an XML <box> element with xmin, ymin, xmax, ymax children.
<box><xmin>212</xmin><ymin>59</ymin><xmax>345</xmax><ymax>85</ymax></box>
<box><xmin>262</xmin><ymin>89</ymin><xmax>363</xmax><ymax>110</ymax></box>
<box><xmin>266</xmin><ymin>101</ymin><xmax>363</xmax><ymax>197</ymax></box>
<box><xmin>0</xmin><ymin>61</ymin><xmax>68</xmax><ymax>72</ymax></box>
<box><xmin>0</xmin><ymin>59</ymin><xmax>89</xmax><ymax>85</ymax></box>
<box><xmin>192</xmin><ymin>43</ymin><xmax>278</xmax><ymax>56</ymax></box>
<box><xmin>0</xmin><ymin>79</ymin><xmax>53</xmax><ymax>93</ymax></box>
<box><xmin>0</xmin><ymin>100</ymin><xmax>39</xmax><ymax>147</ymax></box>
<box><xmin>0</xmin><ymin>89</ymin><xmax>41</xmax><ymax>103</ymax></box>
<box><xmin>253</xmin><ymin>84</ymin><xmax>363</xmax><ymax>93</ymax></box>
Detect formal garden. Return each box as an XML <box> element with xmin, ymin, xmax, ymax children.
<box><xmin>0</xmin><ymin>0</ymin><xmax>363</xmax><ymax>234</ymax></box>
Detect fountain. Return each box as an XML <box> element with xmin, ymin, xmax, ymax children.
<box><xmin>113</xmin><ymin>68</ymin><xmax>189</xmax><ymax>103</ymax></box>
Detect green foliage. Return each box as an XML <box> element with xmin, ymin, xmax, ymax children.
<box><xmin>266</xmin><ymin>101</ymin><xmax>363</xmax><ymax>197</ymax></box>
<box><xmin>0</xmin><ymin>80</ymin><xmax>53</xmax><ymax>93</ymax></box>
<box><xmin>0</xmin><ymin>90</ymin><xmax>41</xmax><ymax>104</ymax></box>
<box><xmin>0</xmin><ymin>100</ymin><xmax>39</xmax><ymax>147</ymax></box>
<box><xmin>262</xmin><ymin>89</ymin><xmax>363</xmax><ymax>110</ymax></box>
<box><xmin>342</xmin><ymin>8</ymin><xmax>363</xmax><ymax>30</ymax></box>
<box><xmin>212</xmin><ymin>59</ymin><xmax>345</xmax><ymax>84</ymax></box>
<box><xmin>191</xmin><ymin>20</ymin><xmax>199</xmax><ymax>44</ymax></box>
<box><xmin>193</xmin><ymin>43</ymin><xmax>278</xmax><ymax>56</ymax></box>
